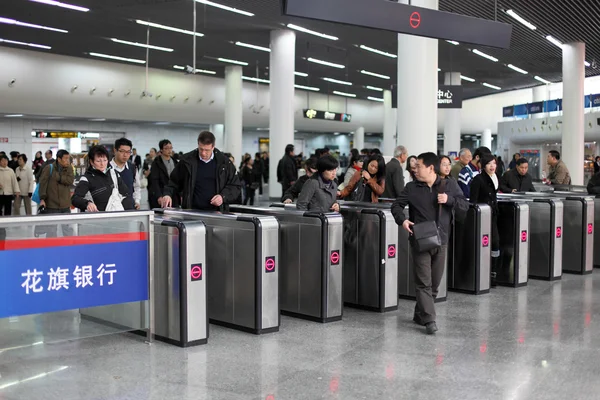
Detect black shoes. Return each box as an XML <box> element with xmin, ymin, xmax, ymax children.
<box><xmin>425</xmin><ymin>322</ymin><xmax>438</xmax><ymax>335</ymax></box>
<box><xmin>490</xmin><ymin>272</ymin><xmax>497</xmax><ymax>288</ymax></box>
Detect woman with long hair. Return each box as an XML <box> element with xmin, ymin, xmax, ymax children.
<box><xmin>405</xmin><ymin>155</ymin><xmax>418</xmax><ymax>183</ymax></box>
<box><xmin>339</xmin><ymin>154</ymin><xmax>386</xmax><ymax>203</ymax></box>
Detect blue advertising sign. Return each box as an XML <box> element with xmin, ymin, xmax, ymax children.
<box><xmin>591</xmin><ymin>94</ymin><xmax>600</xmax><ymax>108</ymax></box>
<box><xmin>0</xmin><ymin>233</ymin><xmax>149</xmax><ymax>319</ymax></box>
<box><xmin>585</xmin><ymin>95</ymin><xmax>592</xmax><ymax>108</ymax></box>
<box><xmin>545</xmin><ymin>99</ymin><xmax>562</xmax><ymax>112</ymax></box>
<box><xmin>527</xmin><ymin>101</ymin><xmax>544</xmax><ymax>114</ymax></box>
<box><xmin>514</xmin><ymin>104</ymin><xmax>528</xmax><ymax>116</ymax></box>
<box><xmin>502</xmin><ymin>106</ymin><xmax>514</xmax><ymax>117</ymax></box>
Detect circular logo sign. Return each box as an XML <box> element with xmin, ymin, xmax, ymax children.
<box><xmin>387</xmin><ymin>245</ymin><xmax>396</xmax><ymax>258</ymax></box>
<box><xmin>482</xmin><ymin>235</ymin><xmax>489</xmax><ymax>247</ymax></box>
<box><xmin>330</xmin><ymin>251</ymin><xmax>340</xmax><ymax>265</ymax></box>
<box><xmin>588</xmin><ymin>223</ymin><xmax>593</xmax><ymax>235</ymax></box>
<box><xmin>265</xmin><ymin>257</ymin><xmax>275</xmax><ymax>272</ymax></box>
<box><xmin>556</xmin><ymin>227</ymin><xmax>562</xmax><ymax>238</ymax></box>
<box><xmin>190</xmin><ymin>264</ymin><xmax>202</xmax><ymax>281</ymax></box>
<box><xmin>410</xmin><ymin>12</ymin><xmax>421</xmax><ymax>29</ymax></box>
<box><xmin>521</xmin><ymin>230</ymin><xmax>528</xmax><ymax>242</ymax></box>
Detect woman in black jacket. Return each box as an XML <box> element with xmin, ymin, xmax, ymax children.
<box><xmin>72</xmin><ymin>145</ymin><xmax>134</xmax><ymax>212</ymax></box>
<box><xmin>469</xmin><ymin>153</ymin><xmax>500</xmax><ymax>286</ymax></box>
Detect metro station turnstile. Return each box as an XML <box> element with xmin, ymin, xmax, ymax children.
<box><xmin>160</xmin><ymin>209</ymin><xmax>280</xmax><ymax>334</ymax></box>
<box><xmin>498</xmin><ymin>195</ymin><xmax>563</xmax><ymax>281</ymax></box>
<box><xmin>153</xmin><ymin>216</ymin><xmax>208</xmax><ymax>347</ymax></box>
<box><xmin>448</xmin><ymin>204</ymin><xmax>492</xmax><ymax>295</ymax></box>
<box><xmin>230</xmin><ymin>205</ymin><xmax>343</xmax><ymax>323</ymax></box>
<box><xmin>497</xmin><ymin>200</ymin><xmax>530</xmax><ymax>287</ymax></box>
<box><xmin>338</xmin><ymin>204</ymin><xmax>399</xmax><ymax>312</ymax></box>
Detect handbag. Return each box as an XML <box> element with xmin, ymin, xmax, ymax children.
<box><xmin>105</xmin><ymin>169</ymin><xmax>125</xmax><ymax>212</ymax></box>
<box><xmin>350</xmin><ymin>178</ymin><xmax>366</xmax><ymax>201</ymax></box>
<box><xmin>411</xmin><ymin>180</ymin><xmax>446</xmax><ymax>253</ymax></box>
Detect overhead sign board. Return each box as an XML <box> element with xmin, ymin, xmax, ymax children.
<box><xmin>281</xmin><ymin>0</ymin><xmax>512</xmax><ymax>49</ymax></box>
<box><xmin>437</xmin><ymin>86</ymin><xmax>463</xmax><ymax>109</ymax></box>
<box><xmin>304</xmin><ymin>109</ymin><xmax>352</xmax><ymax>122</ymax></box>
<box><xmin>35</xmin><ymin>131</ymin><xmax>79</xmax><ymax>139</ymax></box>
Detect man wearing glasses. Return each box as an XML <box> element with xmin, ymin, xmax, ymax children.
<box><xmin>110</xmin><ymin>138</ymin><xmax>141</xmax><ymax>209</ymax></box>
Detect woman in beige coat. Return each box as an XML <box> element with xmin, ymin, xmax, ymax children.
<box><xmin>14</xmin><ymin>154</ymin><xmax>34</xmax><ymax>215</ymax></box>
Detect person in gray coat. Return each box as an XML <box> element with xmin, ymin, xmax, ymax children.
<box><xmin>382</xmin><ymin>145</ymin><xmax>407</xmax><ymax>198</ymax></box>
<box><xmin>297</xmin><ymin>155</ymin><xmax>340</xmax><ymax>213</ymax></box>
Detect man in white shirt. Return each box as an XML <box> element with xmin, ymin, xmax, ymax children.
<box><xmin>110</xmin><ymin>138</ymin><xmax>141</xmax><ymax>209</ymax></box>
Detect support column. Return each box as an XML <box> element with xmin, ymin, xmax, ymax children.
<box><xmin>481</xmin><ymin>129</ymin><xmax>492</xmax><ymax>151</ymax></box>
<box><xmin>225</xmin><ymin>66</ymin><xmax>243</xmax><ymax>164</ymax></box>
<box><xmin>209</xmin><ymin>124</ymin><xmax>225</xmax><ymax>151</ymax></box>
<box><xmin>269</xmin><ymin>30</ymin><xmax>296</xmax><ymax>199</ymax></box>
<box><xmin>562</xmin><ymin>42</ymin><xmax>585</xmax><ymax>185</ymax></box>
<box><xmin>354</xmin><ymin>127</ymin><xmax>365</xmax><ymax>151</ymax></box>
<box><xmin>532</xmin><ymin>85</ymin><xmax>549</xmax><ymax>119</ymax></box>
<box><xmin>443</xmin><ymin>72</ymin><xmax>461</xmax><ymax>156</ymax></box>
<box><xmin>397</xmin><ymin>0</ymin><xmax>438</xmax><ymax>157</ymax></box>
<box><xmin>382</xmin><ymin>90</ymin><xmax>396</xmax><ymax>154</ymax></box>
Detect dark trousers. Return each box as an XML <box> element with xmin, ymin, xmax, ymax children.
<box><xmin>243</xmin><ymin>188</ymin><xmax>256</xmax><ymax>205</ymax></box>
<box><xmin>0</xmin><ymin>195</ymin><xmax>13</xmax><ymax>216</ymax></box>
<box><xmin>412</xmin><ymin>244</ymin><xmax>447</xmax><ymax>324</ymax></box>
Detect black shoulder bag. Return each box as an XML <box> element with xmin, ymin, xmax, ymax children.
<box><xmin>411</xmin><ymin>180</ymin><xmax>445</xmax><ymax>253</ymax></box>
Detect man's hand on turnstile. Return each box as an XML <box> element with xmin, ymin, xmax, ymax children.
<box><xmin>331</xmin><ymin>203</ymin><xmax>340</xmax><ymax>212</ymax></box>
<box><xmin>160</xmin><ymin>196</ymin><xmax>172</xmax><ymax>208</ymax></box>
<box><xmin>210</xmin><ymin>194</ymin><xmax>223</xmax><ymax>207</ymax></box>
<box><xmin>402</xmin><ymin>220</ymin><xmax>414</xmax><ymax>234</ymax></box>
<box><xmin>283</xmin><ymin>199</ymin><xmax>292</xmax><ymax>204</ymax></box>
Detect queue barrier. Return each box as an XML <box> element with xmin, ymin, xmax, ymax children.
<box><xmin>160</xmin><ymin>209</ymin><xmax>280</xmax><ymax>334</ymax></box>
<box><xmin>230</xmin><ymin>205</ymin><xmax>343</xmax><ymax>323</ymax></box>
<box><xmin>153</xmin><ymin>216</ymin><xmax>208</xmax><ymax>347</ymax></box>
<box><xmin>497</xmin><ymin>200</ymin><xmax>530</xmax><ymax>287</ymax></box>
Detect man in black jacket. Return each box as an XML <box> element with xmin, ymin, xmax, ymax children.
<box><xmin>391</xmin><ymin>152</ymin><xmax>469</xmax><ymax>335</ymax></box>
<box><xmin>282</xmin><ymin>157</ymin><xmax>317</xmax><ymax>203</ymax></box>
<box><xmin>382</xmin><ymin>145</ymin><xmax>407</xmax><ymax>198</ymax></box>
<box><xmin>148</xmin><ymin>139</ymin><xmax>179</xmax><ymax>209</ymax></box>
<box><xmin>160</xmin><ymin>131</ymin><xmax>241</xmax><ymax>210</ymax></box>
<box><xmin>499</xmin><ymin>158</ymin><xmax>535</xmax><ymax>193</ymax></box>
<box><xmin>277</xmin><ymin>144</ymin><xmax>298</xmax><ymax>194</ymax></box>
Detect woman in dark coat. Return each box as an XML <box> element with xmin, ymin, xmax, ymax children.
<box><xmin>241</xmin><ymin>157</ymin><xmax>258</xmax><ymax>205</ymax></box>
<box><xmin>469</xmin><ymin>153</ymin><xmax>500</xmax><ymax>286</ymax></box>
<box><xmin>297</xmin><ymin>155</ymin><xmax>340</xmax><ymax>213</ymax></box>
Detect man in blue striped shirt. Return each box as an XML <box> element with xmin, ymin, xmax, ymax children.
<box><xmin>458</xmin><ymin>147</ymin><xmax>491</xmax><ymax>199</ymax></box>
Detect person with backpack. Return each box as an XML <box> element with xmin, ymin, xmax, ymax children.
<box><xmin>110</xmin><ymin>138</ymin><xmax>141</xmax><ymax>209</ymax></box>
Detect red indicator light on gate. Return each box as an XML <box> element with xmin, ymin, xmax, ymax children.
<box><xmin>265</xmin><ymin>256</ymin><xmax>276</xmax><ymax>273</ymax></box>
<box><xmin>556</xmin><ymin>227</ymin><xmax>562</xmax><ymax>238</ymax></box>
<box><xmin>191</xmin><ymin>264</ymin><xmax>202</xmax><ymax>281</ymax></box>
<box><xmin>410</xmin><ymin>11</ymin><xmax>421</xmax><ymax>28</ymax></box>
<box><xmin>482</xmin><ymin>234</ymin><xmax>489</xmax><ymax>247</ymax></box>
<box><xmin>387</xmin><ymin>244</ymin><xmax>396</xmax><ymax>258</ymax></box>
<box><xmin>330</xmin><ymin>250</ymin><xmax>340</xmax><ymax>265</ymax></box>
<box><xmin>521</xmin><ymin>230</ymin><xmax>528</xmax><ymax>242</ymax></box>
<box><xmin>588</xmin><ymin>223</ymin><xmax>593</xmax><ymax>235</ymax></box>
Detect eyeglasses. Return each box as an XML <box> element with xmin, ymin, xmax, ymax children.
<box><xmin>440</xmin><ymin>163</ymin><xmax>451</xmax><ymax>167</ymax></box>
<box><xmin>117</xmin><ymin>149</ymin><xmax>133</xmax><ymax>155</ymax></box>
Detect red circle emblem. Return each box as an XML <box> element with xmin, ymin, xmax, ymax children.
<box><xmin>331</xmin><ymin>251</ymin><xmax>340</xmax><ymax>264</ymax></box>
<box><xmin>265</xmin><ymin>258</ymin><xmax>275</xmax><ymax>272</ymax></box>
<box><xmin>556</xmin><ymin>227</ymin><xmax>562</xmax><ymax>238</ymax></box>
<box><xmin>191</xmin><ymin>265</ymin><xmax>202</xmax><ymax>280</ymax></box>
<box><xmin>482</xmin><ymin>235</ymin><xmax>489</xmax><ymax>247</ymax></box>
<box><xmin>387</xmin><ymin>245</ymin><xmax>396</xmax><ymax>258</ymax></box>
<box><xmin>410</xmin><ymin>12</ymin><xmax>421</xmax><ymax>29</ymax></box>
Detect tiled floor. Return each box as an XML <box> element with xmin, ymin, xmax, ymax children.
<box><xmin>1</xmin><ymin>272</ymin><xmax>599</xmax><ymax>400</ymax></box>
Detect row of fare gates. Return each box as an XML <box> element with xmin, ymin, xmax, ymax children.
<box><xmin>87</xmin><ymin>190</ymin><xmax>598</xmax><ymax>347</ymax></box>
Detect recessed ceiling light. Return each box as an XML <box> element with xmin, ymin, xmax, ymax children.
<box><xmin>155</xmin><ymin>122</ymin><xmax>171</xmax><ymax>125</ymax></box>
<box><xmin>367</xmin><ymin>96</ymin><xmax>384</xmax><ymax>102</ymax></box>
<box><xmin>358</xmin><ymin>45</ymin><xmax>397</xmax><ymax>58</ymax></box>
<box><xmin>173</xmin><ymin>65</ymin><xmax>216</xmax><ymax>75</ymax></box>
<box><xmin>135</xmin><ymin>20</ymin><xmax>204</xmax><ymax>37</ymax></box>
<box><xmin>360</xmin><ymin>70</ymin><xmax>390</xmax><ymax>80</ymax></box>
<box><xmin>546</xmin><ymin>35</ymin><xmax>562</xmax><ymax>48</ymax></box>
<box><xmin>0</xmin><ymin>38</ymin><xmax>50</xmax><ymax>49</ymax></box>
<box><xmin>438</xmin><ymin>68</ymin><xmax>441</xmax><ymax>72</ymax></box>
<box><xmin>307</xmin><ymin>57</ymin><xmax>345</xmax><ymax>69</ymax></box>
<box><xmin>30</xmin><ymin>0</ymin><xmax>89</xmax><ymax>12</ymax></box>
<box><xmin>534</xmin><ymin>75</ymin><xmax>551</xmax><ymax>84</ymax></box>
<box><xmin>446</xmin><ymin>40</ymin><xmax>459</xmax><ymax>45</ymax></box>
<box><xmin>482</xmin><ymin>82</ymin><xmax>501</xmax><ymax>90</ymax></box>
<box><xmin>194</xmin><ymin>0</ymin><xmax>254</xmax><ymax>16</ymax></box>
<box><xmin>333</xmin><ymin>132</ymin><xmax>340</xmax><ymax>135</ymax></box>
<box><xmin>286</xmin><ymin>23</ymin><xmax>338</xmax><ymax>40</ymax></box>
<box><xmin>294</xmin><ymin>71</ymin><xmax>308</xmax><ymax>77</ymax></box>
<box><xmin>505</xmin><ymin>9</ymin><xmax>536</xmax><ymax>30</ymax></box>
<box><xmin>89</xmin><ymin>52</ymin><xmax>146</xmax><ymax>64</ymax></box>
<box><xmin>472</xmin><ymin>49</ymin><xmax>498</xmax><ymax>62</ymax></box>
<box><xmin>89</xmin><ymin>118</ymin><xmax>106</xmax><ymax>121</ymax></box>
<box><xmin>235</xmin><ymin>41</ymin><xmax>270</xmax><ymax>52</ymax></box>
<box><xmin>217</xmin><ymin>58</ymin><xmax>248</xmax><ymax>66</ymax></box>
<box><xmin>507</xmin><ymin>64</ymin><xmax>528</xmax><ymax>74</ymax></box>
<box><xmin>5</xmin><ymin>114</ymin><xmax>24</xmax><ymax>117</ymax></box>
<box><xmin>110</xmin><ymin>38</ymin><xmax>173</xmax><ymax>52</ymax></box>
<box><xmin>295</xmin><ymin>84</ymin><xmax>320</xmax><ymax>91</ymax></box>
<box><xmin>460</xmin><ymin>75</ymin><xmax>475</xmax><ymax>82</ymax></box>
<box><xmin>0</xmin><ymin>16</ymin><xmax>68</xmax><ymax>33</ymax></box>
<box><xmin>333</xmin><ymin>90</ymin><xmax>356</xmax><ymax>98</ymax></box>
<box><xmin>323</xmin><ymin>77</ymin><xmax>352</xmax><ymax>86</ymax></box>
<box><xmin>366</xmin><ymin>86</ymin><xmax>383</xmax><ymax>91</ymax></box>
<box><xmin>243</xmin><ymin>76</ymin><xmax>270</xmax><ymax>84</ymax></box>
<box><xmin>585</xmin><ymin>61</ymin><xmax>591</xmax><ymax>67</ymax></box>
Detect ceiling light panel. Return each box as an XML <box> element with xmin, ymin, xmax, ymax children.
<box><xmin>534</xmin><ymin>75</ymin><xmax>551</xmax><ymax>84</ymax></box>
<box><xmin>333</xmin><ymin>90</ymin><xmax>356</xmax><ymax>98</ymax></box>
<box><xmin>358</xmin><ymin>45</ymin><xmax>397</xmax><ymax>58</ymax></box>
<box><xmin>294</xmin><ymin>71</ymin><xmax>308</xmax><ymax>77</ymax></box>
<box><xmin>366</xmin><ymin>86</ymin><xmax>383</xmax><ymax>91</ymax></box>
<box><xmin>446</xmin><ymin>40</ymin><xmax>459</xmax><ymax>45</ymax></box>
<box><xmin>173</xmin><ymin>65</ymin><xmax>216</xmax><ymax>75</ymax></box>
<box><xmin>295</xmin><ymin>84</ymin><xmax>320</xmax><ymax>91</ymax></box>
<box><xmin>472</xmin><ymin>49</ymin><xmax>498</xmax><ymax>62</ymax></box>
<box><xmin>30</xmin><ymin>0</ymin><xmax>88</xmax><ymax>12</ymax></box>
<box><xmin>287</xmin><ymin>24</ymin><xmax>338</xmax><ymax>40</ymax></box>
<box><xmin>0</xmin><ymin>38</ymin><xmax>51</xmax><ymax>49</ymax></box>
<box><xmin>507</xmin><ymin>64</ymin><xmax>528</xmax><ymax>74</ymax></box>
<box><xmin>0</xmin><ymin>17</ymin><xmax>68</xmax><ymax>33</ymax></box>
<box><xmin>585</xmin><ymin>61</ymin><xmax>591</xmax><ymax>67</ymax></box>
<box><xmin>360</xmin><ymin>70</ymin><xmax>390</xmax><ymax>80</ymax></box>
<box><xmin>89</xmin><ymin>52</ymin><xmax>146</xmax><ymax>64</ymax></box>
<box><xmin>5</xmin><ymin>114</ymin><xmax>24</xmax><ymax>117</ymax></box>
<box><xmin>307</xmin><ymin>57</ymin><xmax>344</xmax><ymax>69</ymax></box>
<box><xmin>482</xmin><ymin>82</ymin><xmax>501</xmax><ymax>90</ymax></box>
<box><xmin>367</xmin><ymin>96</ymin><xmax>384</xmax><ymax>102</ymax></box>
<box><xmin>194</xmin><ymin>0</ymin><xmax>254</xmax><ymax>16</ymax></box>
<box><xmin>505</xmin><ymin>9</ymin><xmax>536</xmax><ymax>30</ymax></box>
<box><xmin>323</xmin><ymin>77</ymin><xmax>352</xmax><ymax>86</ymax></box>
<box><xmin>235</xmin><ymin>41</ymin><xmax>270</xmax><ymax>52</ymax></box>
<box><xmin>460</xmin><ymin>75</ymin><xmax>475</xmax><ymax>82</ymax></box>
<box><xmin>135</xmin><ymin>20</ymin><xmax>204</xmax><ymax>37</ymax></box>
<box><xmin>111</xmin><ymin>38</ymin><xmax>173</xmax><ymax>52</ymax></box>
<box><xmin>217</xmin><ymin>57</ymin><xmax>248</xmax><ymax>66</ymax></box>
<box><xmin>243</xmin><ymin>76</ymin><xmax>270</xmax><ymax>84</ymax></box>
<box><xmin>546</xmin><ymin>35</ymin><xmax>563</xmax><ymax>48</ymax></box>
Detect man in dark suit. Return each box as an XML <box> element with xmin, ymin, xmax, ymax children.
<box><xmin>499</xmin><ymin>158</ymin><xmax>535</xmax><ymax>193</ymax></box>
<box><xmin>382</xmin><ymin>145</ymin><xmax>408</xmax><ymax>198</ymax></box>
<box><xmin>132</xmin><ymin>148</ymin><xmax>142</xmax><ymax>172</ymax></box>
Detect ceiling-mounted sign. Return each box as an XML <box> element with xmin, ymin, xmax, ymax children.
<box><xmin>35</xmin><ymin>131</ymin><xmax>79</xmax><ymax>139</ymax></box>
<box><xmin>281</xmin><ymin>0</ymin><xmax>512</xmax><ymax>49</ymax></box>
<box><xmin>526</xmin><ymin>101</ymin><xmax>544</xmax><ymax>114</ymax></box>
<box><xmin>437</xmin><ymin>86</ymin><xmax>463</xmax><ymax>109</ymax></box>
<box><xmin>503</xmin><ymin>106</ymin><xmax>515</xmax><ymax>118</ymax></box>
<box><xmin>304</xmin><ymin>109</ymin><xmax>352</xmax><ymax>122</ymax></box>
